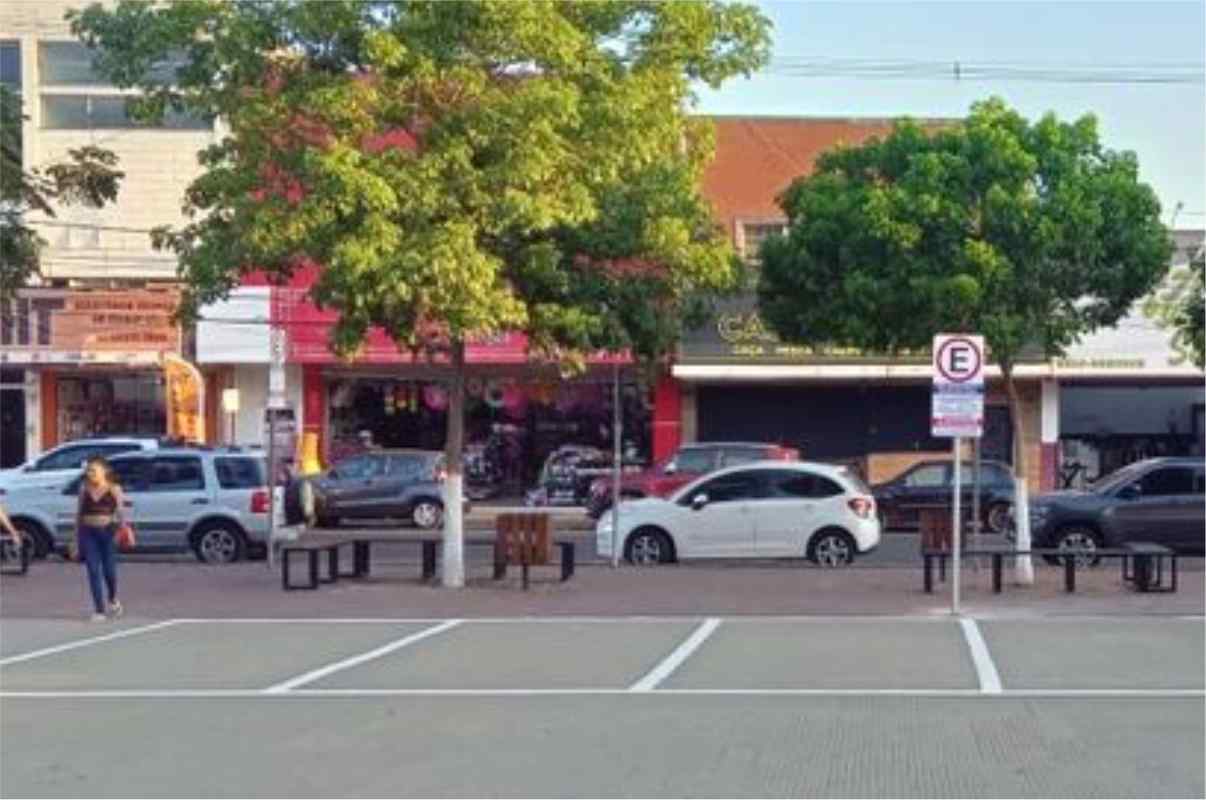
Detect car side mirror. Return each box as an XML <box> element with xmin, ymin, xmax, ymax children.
<box><xmin>691</xmin><ymin>493</ymin><xmax>709</xmax><ymax>511</ymax></box>
<box><xmin>1118</xmin><ymin>483</ymin><xmax>1141</xmax><ymax>500</ymax></box>
<box><xmin>663</xmin><ymin>461</ymin><xmax>677</xmax><ymax>475</ymax></box>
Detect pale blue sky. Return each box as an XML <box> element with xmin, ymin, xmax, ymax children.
<box><xmin>694</xmin><ymin>1</ymin><xmax>1205</xmax><ymax>228</ymax></box>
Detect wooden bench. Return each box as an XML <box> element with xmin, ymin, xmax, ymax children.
<box><xmin>922</xmin><ymin>542</ymin><xmax>1178</xmax><ymax>595</ymax></box>
<box><xmin>281</xmin><ymin>533</ymin><xmax>576</xmax><ymax>591</ymax></box>
<box><xmin>0</xmin><ymin>536</ymin><xmax>31</xmax><ymax>577</ymax></box>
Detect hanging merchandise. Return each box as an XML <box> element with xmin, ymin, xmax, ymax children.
<box><xmin>331</xmin><ymin>381</ymin><xmax>353</xmax><ymax>409</ymax></box>
<box><xmin>423</xmin><ymin>383</ymin><xmax>449</xmax><ymax>412</ymax></box>
<box><xmin>484</xmin><ymin>380</ymin><xmax>507</xmax><ymax>410</ymax></box>
<box><xmin>466</xmin><ymin>378</ymin><xmax>485</xmax><ymax>398</ymax></box>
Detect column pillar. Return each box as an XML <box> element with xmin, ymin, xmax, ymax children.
<box><xmin>1040</xmin><ymin>378</ymin><xmax>1060</xmax><ymax>491</ymax></box>
<box><xmin>651</xmin><ymin>374</ymin><xmax>681</xmax><ymax>461</ymax></box>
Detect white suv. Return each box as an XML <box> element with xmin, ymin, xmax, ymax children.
<box><xmin>596</xmin><ymin>461</ymin><xmax>880</xmax><ymax>567</ymax></box>
<box><xmin>5</xmin><ymin>448</ymin><xmax>270</xmax><ymax>563</ymax></box>
<box><xmin>0</xmin><ymin>437</ymin><xmax>161</xmax><ymax>497</ymax></box>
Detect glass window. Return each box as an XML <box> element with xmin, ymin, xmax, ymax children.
<box><xmin>1137</xmin><ymin>467</ymin><xmax>1196</xmax><ymax>497</ymax></box>
<box><xmin>773</xmin><ymin>471</ymin><xmax>845</xmax><ymax>499</ymax></box>
<box><xmin>692</xmin><ymin>472</ymin><xmax>764</xmax><ymax>504</ymax></box>
<box><xmin>34</xmin><ymin>445</ymin><xmax>91</xmax><ymax>471</ymax></box>
<box><xmin>740</xmin><ymin>222</ymin><xmax>788</xmax><ymax>262</ymax></box>
<box><xmin>672</xmin><ymin>448</ymin><xmax>717</xmax><ymax>474</ymax></box>
<box><xmin>904</xmin><ymin>464</ymin><xmax>948</xmax><ymax>488</ymax></box>
<box><xmin>1195</xmin><ymin>470</ymin><xmax>1205</xmax><ymax>495</ymax></box>
<box><xmin>39</xmin><ymin>42</ymin><xmax>109</xmax><ymax>86</ymax></box>
<box><xmin>0</xmin><ymin>42</ymin><xmax>20</xmax><ymax>88</ymax></box>
<box><xmin>979</xmin><ymin>464</ymin><xmax>1013</xmax><ymax>485</ymax></box>
<box><xmin>332</xmin><ymin>456</ymin><xmax>383</xmax><ymax>480</ymax></box>
<box><xmin>41</xmin><ymin>94</ymin><xmax>213</xmax><ymax>130</ymax></box>
<box><xmin>147</xmin><ymin>456</ymin><xmax>205</xmax><ymax>492</ymax></box>
<box><xmin>214</xmin><ymin>457</ymin><xmax>264</xmax><ymax>489</ymax></box>
<box><xmin>387</xmin><ymin>455</ymin><xmax>426</xmax><ymax>480</ymax></box>
<box><xmin>109</xmin><ymin>458</ymin><xmax>148</xmax><ymax>491</ymax></box>
<box><xmin>721</xmin><ymin>447</ymin><xmax>768</xmax><ymax>467</ymax></box>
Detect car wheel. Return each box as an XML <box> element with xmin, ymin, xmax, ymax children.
<box><xmin>625</xmin><ymin>528</ymin><xmax>672</xmax><ymax>566</ymax></box>
<box><xmin>192</xmin><ymin>522</ymin><xmax>247</xmax><ymax>564</ymax></box>
<box><xmin>411</xmin><ymin>500</ymin><xmax>443</xmax><ymax>530</ymax></box>
<box><xmin>809</xmin><ymin>529</ymin><xmax>856</xmax><ymax>567</ymax></box>
<box><xmin>985</xmin><ymin>503</ymin><xmax>1012</xmax><ymax>535</ymax></box>
<box><xmin>12</xmin><ymin>519</ymin><xmax>51</xmax><ymax>559</ymax></box>
<box><xmin>1047</xmin><ymin>527</ymin><xmax>1101</xmax><ymax>567</ymax></box>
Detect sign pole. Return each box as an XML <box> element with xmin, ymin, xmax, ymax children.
<box><xmin>611</xmin><ymin>364</ymin><xmax>621</xmax><ymax>569</ymax></box>
<box><xmin>971</xmin><ymin>436</ymin><xmax>981</xmax><ymax>573</ymax></box>
<box><xmin>267</xmin><ymin>410</ymin><xmax>277</xmax><ymax>570</ymax></box>
<box><xmin>952</xmin><ymin>436</ymin><xmax>962</xmax><ymax>616</ymax></box>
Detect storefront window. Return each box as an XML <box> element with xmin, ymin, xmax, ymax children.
<box><xmin>57</xmin><ymin>374</ymin><xmax>166</xmax><ymax>441</ymax></box>
<box><xmin>326</xmin><ymin>376</ymin><xmax>652</xmax><ymax>500</ymax></box>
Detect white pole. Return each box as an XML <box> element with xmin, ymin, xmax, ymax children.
<box><xmin>611</xmin><ymin>364</ymin><xmax>621</xmax><ymax>569</ymax></box>
<box><xmin>952</xmin><ymin>436</ymin><xmax>962</xmax><ymax>615</ymax></box>
<box><xmin>266</xmin><ymin>409</ymin><xmax>277</xmax><ymax>569</ymax></box>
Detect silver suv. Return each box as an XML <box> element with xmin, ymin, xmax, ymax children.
<box><xmin>6</xmin><ymin>447</ymin><xmax>270</xmax><ymax>564</ymax></box>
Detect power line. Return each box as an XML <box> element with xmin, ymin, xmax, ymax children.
<box><xmin>760</xmin><ymin>56</ymin><xmax>1204</xmax><ymax>85</ymax></box>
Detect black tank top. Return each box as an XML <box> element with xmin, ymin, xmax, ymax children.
<box><xmin>80</xmin><ymin>488</ymin><xmax>117</xmax><ymax>515</ymax></box>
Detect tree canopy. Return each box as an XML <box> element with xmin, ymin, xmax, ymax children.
<box><xmin>757</xmin><ymin>97</ymin><xmax>1173</xmax><ymax>377</ymax></box>
<box><xmin>1</xmin><ymin>85</ymin><xmax>123</xmax><ymax>302</ymax></box>
<box><xmin>1144</xmin><ymin>247</ymin><xmax>1205</xmax><ymax>369</ymax></box>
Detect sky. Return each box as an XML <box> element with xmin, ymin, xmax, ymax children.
<box><xmin>693</xmin><ymin>1</ymin><xmax>1205</xmax><ymax>230</ymax></box>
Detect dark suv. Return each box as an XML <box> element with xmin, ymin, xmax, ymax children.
<box><xmin>585</xmin><ymin>442</ymin><xmax>799</xmax><ymax>519</ymax></box>
<box><xmin>305</xmin><ymin>449</ymin><xmax>455</xmax><ymax>530</ymax></box>
<box><xmin>1028</xmin><ymin>457</ymin><xmax>1205</xmax><ymax>560</ymax></box>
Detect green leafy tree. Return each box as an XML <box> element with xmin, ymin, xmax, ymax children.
<box><xmin>757</xmin><ymin>98</ymin><xmax>1172</xmax><ymax>583</ymax></box>
<box><xmin>1143</xmin><ymin>247</ymin><xmax>1205</xmax><ymax>369</ymax></box>
<box><xmin>1</xmin><ymin>85</ymin><xmax>123</xmax><ymax>302</ymax></box>
<box><xmin>70</xmin><ymin>0</ymin><xmax>771</xmax><ymax>586</ymax></box>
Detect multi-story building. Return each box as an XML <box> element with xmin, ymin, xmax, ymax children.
<box><xmin>0</xmin><ymin>1</ymin><xmax>216</xmax><ymax>467</ymax></box>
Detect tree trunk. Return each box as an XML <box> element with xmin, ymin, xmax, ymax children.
<box><xmin>1003</xmin><ymin>365</ymin><xmax>1035</xmax><ymax>585</ymax></box>
<box><xmin>441</xmin><ymin>339</ymin><xmax>466</xmax><ymax>588</ymax></box>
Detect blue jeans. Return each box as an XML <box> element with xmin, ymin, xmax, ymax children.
<box><xmin>79</xmin><ymin>525</ymin><xmax>118</xmax><ymax>614</ymax></box>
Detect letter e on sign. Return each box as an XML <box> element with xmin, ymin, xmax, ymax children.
<box><xmin>933</xmin><ymin>334</ymin><xmax>985</xmax><ymax>387</ymax></box>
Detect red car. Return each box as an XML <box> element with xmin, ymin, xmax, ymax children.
<box><xmin>585</xmin><ymin>441</ymin><xmax>800</xmax><ymax>518</ymax></box>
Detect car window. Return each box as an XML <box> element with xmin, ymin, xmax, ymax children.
<box><xmin>1196</xmin><ymin>470</ymin><xmax>1205</xmax><ymax>495</ymax></box>
<box><xmin>109</xmin><ymin>458</ymin><xmax>149</xmax><ymax>492</ymax></box>
<box><xmin>980</xmin><ymin>464</ymin><xmax>1013</xmax><ymax>485</ymax></box>
<box><xmin>147</xmin><ymin>457</ymin><xmax>205</xmax><ymax>492</ymax></box>
<box><xmin>387</xmin><ymin>455</ymin><xmax>425</xmax><ymax>480</ymax></box>
<box><xmin>690</xmin><ymin>472</ymin><xmax>765</xmax><ymax>503</ymax></box>
<box><xmin>770</xmin><ymin>471</ymin><xmax>845</xmax><ymax>499</ymax></box>
<box><xmin>333</xmin><ymin>456</ymin><xmax>382</xmax><ymax>480</ymax></box>
<box><xmin>904</xmin><ymin>464</ymin><xmax>948</xmax><ymax>488</ymax></box>
<box><xmin>673</xmin><ymin>448</ymin><xmax>717</xmax><ymax>474</ymax></box>
<box><xmin>1137</xmin><ymin>466</ymin><xmax>1196</xmax><ymax>497</ymax></box>
<box><xmin>214</xmin><ymin>457</ymin><xmax>264</xmax><ymax>489</ymax></box>
<box><xmin>34</xmin><ymin>445</ymin><xmax>92</xmax><ymax>471</ymax></box>
<box><xmin>721</xmin><ymin>447</ymin><xmax>768</xmax><ymax>467</ymax></box>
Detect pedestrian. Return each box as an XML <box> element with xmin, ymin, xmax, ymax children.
<box><xmin>71</xmin><ymin>457</ymin><xmax>126</xmax><ymax>622</ymax></box>
<box><xmin>0</xmin><ymin>501</ymin><xmax>22</xmax><ymax>543</ymax></box>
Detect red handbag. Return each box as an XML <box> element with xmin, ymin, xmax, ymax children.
<box><xmin>115</xmin><ymin>523</ymin><xmax>136</xmax><ymax>550</ymax></box>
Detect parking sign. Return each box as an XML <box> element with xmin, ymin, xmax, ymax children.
<box><xmin>932</xmin><ymin>334</ymin><xmax>984</xmax><ymax>437</ymax></box>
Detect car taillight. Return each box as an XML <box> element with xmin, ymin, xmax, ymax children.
<box><xmin>848</xmin><ymin>497</ymin><xmax>874</xmax><ymax>519</ymax></box>
<box><xmin>250</xmin><ymin>489</ymin><xmax>270</xmax><ymax>514</ymax></box>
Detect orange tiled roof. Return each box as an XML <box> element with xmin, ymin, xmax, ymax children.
<box><xmin>699</xmin><ymin>116</ymin><xmax>949</xmax><ymax>237</ymax></box>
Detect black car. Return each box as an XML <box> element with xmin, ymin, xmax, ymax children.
<box><xmin>299</xmin><ymin>450</ymin><xmax>454</xmax><ymax>530</ymax></box>
<box><xmin>872</xmin><ymin>459</ymin><xmax>1016</xmax><ymax>533</ymax></box>
<box><xmin>1028</xmin><ymin>457</ymin><xmax>1205</xmax><ymax>560</ymax></box>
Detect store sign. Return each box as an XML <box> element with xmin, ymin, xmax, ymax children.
<box><xmin>163</xmin><ymin>354</ymin><xmax>206</xmax><ymax>443</ymax></box>
<box><xmin>0</xmin><ymin>288</ymin><xmax>182</xmax><ymax>364</ymax></box>
<box><xmin>679</xmin><ymin>296</ymin><xmax>928</xmax><ymax>364</ymax></box>
<box><xmin>931</xmin><ymin>334</ymin><xmax>985</xmax><ymax>438</ymax></box>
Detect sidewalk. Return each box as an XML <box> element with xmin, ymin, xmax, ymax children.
<box><xmin>3</xmin><ymin>557</ymin><xmax>1201</xmax><ymax>620</ymax></box>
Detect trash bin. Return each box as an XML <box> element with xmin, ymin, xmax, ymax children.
<box><xmin>919</xmin><ymin>505</ymin><xmax>953</xmax><ymax>552</ymax></box>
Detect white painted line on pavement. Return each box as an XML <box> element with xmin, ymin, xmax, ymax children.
<box><xmin>959</xmin><ymin>617</ymin><xmax>1003</xmax><ymax>694</ymax></box>
<box><xmin>262</xmin><ymin>620</ymin><xmax>462</xmax><ymax>694</ymax></box>
<box><xmin>0</xmin><ymin>620</ymin><xmax>181</xmax><ymax>668</ymax></box>
<box><xmin>2</xmin><ymin>688</ymin><xmax>1201</xmax><ymax>699</ymax></box>
<box><xmin>629</xmin><ymin>617</ymin><xmax>721</xmax><ymax>692</ymax></box>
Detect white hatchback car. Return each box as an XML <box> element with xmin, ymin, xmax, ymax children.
<box><xmin>596</xmin><ymin>461</ymin><xmax>880</xmax><ymax>567</ymax></box>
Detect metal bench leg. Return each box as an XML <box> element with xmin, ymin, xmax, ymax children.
<box><xmin>559</xmin><ymin>542</ymin><xmax>574</xmax><ymax>582</ymax></box>
<box><xmin>1064</xmin><ymin>556</ymin><xmax>1076</xmax><ymax>593</ymax></box>
<box><xmin>322</xmin><ymin>546</ymin><xmax>338</xmax><ymax>584</ymax></box>
<box><xmin>1134</xmin><ymin>554</ymin><xmax>1151</xmax><ymax>592</ymax></box>
<box><xmin>308</xmin><ymin>550</ymin><xmax>319</xmax><ymax>589</ymax></box>
<box><xmin>281</xmin><ymin>549</ymin><xmax>291</xmax><ymax>591</ymax></box>
<box><xmin>924</xmin><ymin>555</ymin><xmax>933</xmax><ymax>594</ymax></box>
<box><xmin>422</xmin><ymin>541</ymin><xmax>436</xmax><ymax>580</ymax></box>
<box><xmin>1171</xmin><ymin>555</ymin><xmax>1178</xmax><ymax>593</ymax></box>
<box><xmin>992</xmin><ymin>553</ymin><xmax>1002</xmax><ymax>593</ymax></box>
<box><xmin>493</xmin><ymin>541</ymin><xmax>506</xmax><ymax>580</ymax></box>
<box><xmin>938</xmin><ymin>555</ymin><xmax>946</xmax><ymax>583</ymax></box>
<box><xmin>353</xmin><ymin>541</ymin><xmax>368</xmax><ymax>577</ymax></box>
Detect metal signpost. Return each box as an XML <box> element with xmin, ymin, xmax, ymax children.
<box><xmin>932</xmin><ymin>334</ymin><xmax>986</xmax><ymax>615</ymax></box>
<box><xmin>266</xmin><ymin>327</ymin><xmax>288</xmax><ymax>569</ymax></box>
<box><xmin>611</xmin><ymin>364</ymin><xmax>622</xmax><ymax>569</ymax></box>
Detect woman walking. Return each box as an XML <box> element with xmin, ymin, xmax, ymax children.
<box><xmin>73</xmin><ymin>458</ymin><xmax>125</xmax><ymax>622</ymax></box>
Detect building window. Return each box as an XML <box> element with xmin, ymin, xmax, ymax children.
<box><xmin>740</xmin><ymin>221</ymin><xmax>787</xmax><ymax>262</ymax></box>
<box><xmin>0</xmin><ymin>41</ymin><xmax>20</xmax><ymax>88</ymax></box>
<box><xmin>38</xmin><ymin>42</ymin><xmax>110</xmax><ymax>86</ymax></box>
<box><xmin>41</xmin><ymin>94</ymin><xmax>212</xmax><ymax>130</ymax></box>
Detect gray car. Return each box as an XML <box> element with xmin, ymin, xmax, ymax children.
<box><xmin>6</xmin><ymin>447</ymin><xmax>270</xmax><ymax>564</ymax></box>
<box><xmin>309</xmin><ymin>450</ymin><xmax>454</xmax><ymax>530</ymax></box>
<box><xmin>1028</xmin><ymin>457</ymin><xmax>1205</xmax><ymax>562</ymax></box>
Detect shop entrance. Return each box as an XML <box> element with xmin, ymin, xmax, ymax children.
<box><xmin>0</xmin><ymin>369</ymin><xmax>25</xmax><ymax>468</ymax></box>
<box><xmin>324</xmin><ymin>372</ymin><xmax>652</xmax><ymax>503</ymax></box>
<box><xmin>56</xmin><ymin>372</ymin><xmax>166</xmax><ymax>441</ymax></box>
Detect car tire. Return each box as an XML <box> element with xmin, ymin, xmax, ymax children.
<box><xmin>411</xmin><ymin>500</ymin><xmax>443</xmax><ymax>530</ymax></box>
<box><xmin>191</xmin><ymin>521</ymin><xmax>247</xmax><ymax>564</ymax></box>
<box><xmin>624</xmin><ymin>527</ymin><xmax>673</xmax><ymax>566</ymax></box>
<box><xmin>985</xmin><ymin>503</ymin><xmax>1012</xmax><ymax>534</ymax></box>
<box><xmin>1046</xmin><ymin>526</ymin><xmax>1102</xmax><ymax>567</ymax></box>
<box><xmin>808</xmin><ymin>528</ymin><xmax>856</xmax><ymax>567</ymax></box>
<box><xmin>12</xmin><ymin>519</ymin><xmax>51</xmax><ymax>559</ymax></box>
